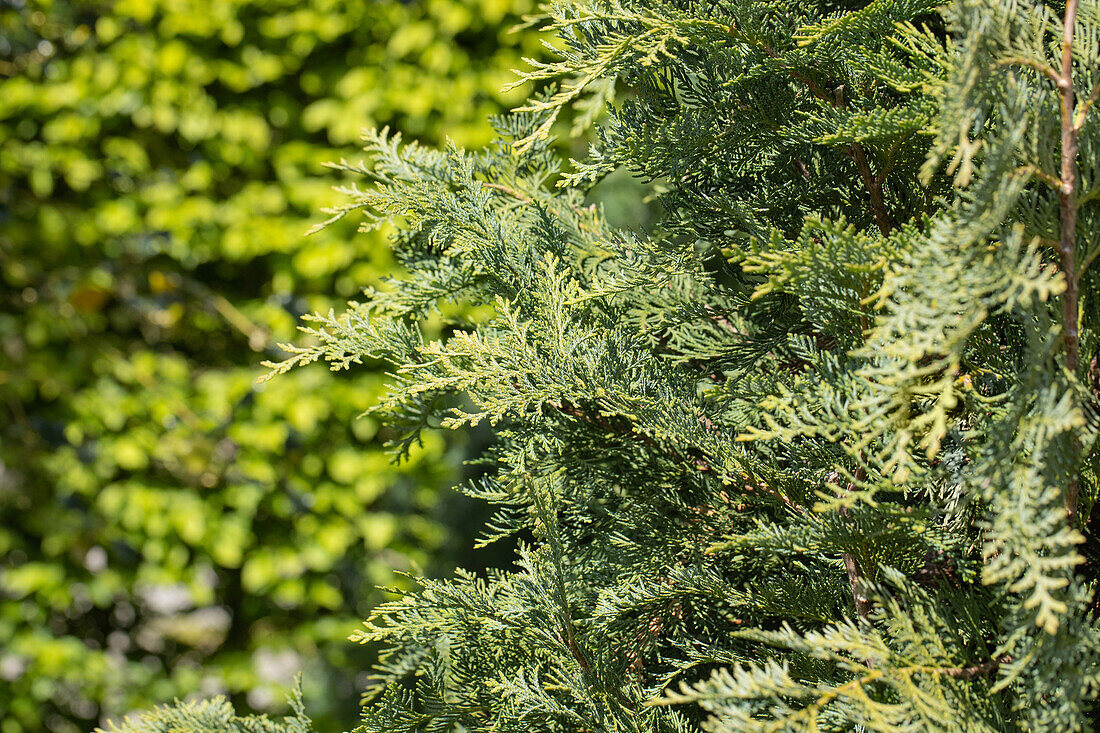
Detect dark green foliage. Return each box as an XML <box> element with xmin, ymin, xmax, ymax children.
<box><xmin>259</xmin><ymin>0</ymin><xmax>1100</xmax><ymax>729</ymax></box>
<box><xmin>0</xmin><ymin>1</ymin><xmax>542</xmax><ymax>731</ymax></box>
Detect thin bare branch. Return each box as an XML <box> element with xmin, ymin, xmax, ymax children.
<box><xmin>1057</xmin><ymin>0</ymin><xmax>1082</xmax><ymax>522</ymax></box>
<box><xmin>993</xmin><ymin>56</ymin><xmax>1063</xmax><ymax>84</ymax></box>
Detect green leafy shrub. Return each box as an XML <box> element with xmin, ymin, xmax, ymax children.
<box><xmin>258</xmin><ymin>0</ymin><xmax>1100</xmax><ymax>729</ymax></box>
<box><xmin>0</xmin><ymin>1</ymin><xmax>542</xmax><ymax>731</ymax></box>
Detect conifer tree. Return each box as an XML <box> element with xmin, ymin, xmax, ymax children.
<box><xmin>119</xmin><ymin>0</ymin><xmax>1100</xmax><ymax>730</ymax></box>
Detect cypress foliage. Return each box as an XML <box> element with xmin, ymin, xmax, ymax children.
<box><xmin>134</xmin><ymin>0</ymin><xmax>1100</xmax><ymax>729</ymax></box>
<box><xmin>98</xmin><ymin>688</ymin><xmax>312</xmax><ymax>733</ymax></box>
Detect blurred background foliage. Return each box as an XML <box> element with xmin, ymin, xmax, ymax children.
<box><xmin>0</xmin><ymin>1</ymin><xmax>545</xmax><ymax>731</ymax></box>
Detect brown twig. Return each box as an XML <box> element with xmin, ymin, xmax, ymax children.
<box><xmin>549</xmin><ymin>398</ymin><xmax>806</xmax><ymax>515</ymax></box>
<box><xmin>755</xmin><ymin>41</ymin><xmax>893</xmax><ymax>236</ymax></box>
<box><xmin>1074</xmin><ymin>80</ymin><xmax>1100</xmax><ymax>131</ymax></box>
<box><xmin>843</xmin><ymin>551</ymin><xmax>873</xmax><ymax>619</ymax></box>
<box><xmin>481</xmin><ymin>181</ymin><xmax>533</xmax><ymax>203</ymax></box>
<box><xmin>941</xmin><ymin>657</ymin><xmax>1005</xmax><ymax>679</ymax></box>
<box><xmin>835</xmin><ymin>463</ymin><xmax>873</xmax><ymax>621</ymax></box>
<box><xmin>850</xmin><ymin>144</ymin><xmax>893</xmax><ymax>237</ymax></box>
<box><xmin>1057</xmin><ymin>0</ymin><xmax>1082</xmax><ymax>523</ymax></box>
<box><xmin>994</xmin><ymin>56</ymin><xmax>1063</xmax><ymax>85</ymax></box>
<box><xmin>558</xmin><ymin>621</ymin><xmax>593</xmax><ymax>675</ymax></box>
<box><xmin>1015</xmin><ymin>164</ymin><xmax>1063</xmax><ymax>191</ymax></box>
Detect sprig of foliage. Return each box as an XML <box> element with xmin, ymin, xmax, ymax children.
<box><xmin>98</xmin><ymin>685</ymin><xmax>311</xmax><ymax>733</ymax></box>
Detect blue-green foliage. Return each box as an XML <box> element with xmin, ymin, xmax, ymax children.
<box><xmin>108</xmin><ymin>0</ymin><xmax>1100</xmax><ymax>730</ymax></box>
<box><xmin>99</xmin><ymin>686</ymin><xmax>311</xmax><ymax>733</ymax></box>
